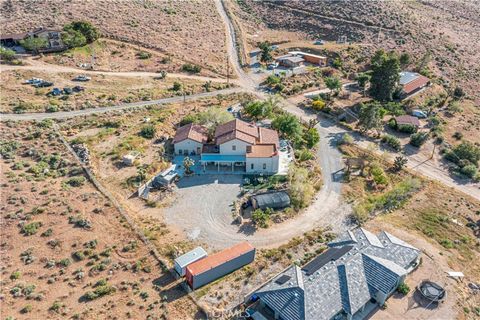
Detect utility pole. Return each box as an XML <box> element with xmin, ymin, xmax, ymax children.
<box><xmin>182</xmin><ymin>80</ymin><xmax>186</xmax><ymax>104</ymax></box>
<box><xmin>226</xmin><ymin>53</ymin><xmax>230</xmax><ymax>87</ymax></box>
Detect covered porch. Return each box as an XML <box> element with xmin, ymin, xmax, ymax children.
<box><xmin>200</xmin><ymin>154</ymin><xmax>246</xmax><ymax>174</ymax></box>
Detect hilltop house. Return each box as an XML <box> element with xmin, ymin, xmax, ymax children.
<box><xmin>173</xmin><ymin>119</ymin><xmax>280</xmax><ymax>174</ymax></box>
<box><xmin>399</xmin><ymin>71</ymin><xmax>430</xmax><ymax>98</ymax></box>
<box><xmin>1</xmin><ymin>27</ymin><xmax>65</xmax><ymax>52</ymax></box>
<box><xmin>275</xmin><ymin>51</ymin><xmax>327</xmax><ymax>69</ymax></box>
<box><xmin>245</xmin><ymin>228</ymin><xmax>421</xmax><ymax>320</ymax></box>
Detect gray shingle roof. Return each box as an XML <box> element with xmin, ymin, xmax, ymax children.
<box><xmin>252</xmin><ymin>228</ymin><xmax>420</xmax><ymax>320</ymax></box>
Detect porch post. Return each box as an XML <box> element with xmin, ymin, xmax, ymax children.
<box><xmin>217</xmin><ymin>162</ymin><xmax>220</xmax><ymax>172</ymax></box>
<box><xmin>232</xmin><ymin>162</ymin><xmax>234</xmax><ymax>172</ymax></box>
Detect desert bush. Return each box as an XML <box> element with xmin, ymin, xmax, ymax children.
<box><xmin>288</xmin><ymin>166</ymin><xmax>315</xmax><ymax>209</ymax></box>
<box><xmin>10</xmin><ymin>270</ymin><xmax>21</xmax><ymax>280</ymax></box>
<box><xmin>139</xmin><ymin>125</ymin><xmax>156</xmax><ymax>139</ymax></box>
<box><xmin>21</xmin><ymin>221</ymin><xmax>43</xmax><ymax>236</ymax></box>
<box><xmin>65</xmin><ymin>176</ymin><xmax>86</xmax><ymax>187</ymax></box>
<box><xmin>295</xmin><ymin>149</ymin><xmax>314</xmax><ymax>162</ymax></box>
<box><xmin>409</xmin><ymin>132</ymin><xmax>429</xmax><ymax>147</ymax></box>
<box><xmin>252</xmin><ymin>208</ymin><xmax>271</xmax><ymax>228</ymax></box>
<box><xmin>444</xmin><ymin>141</ymin><xmax>480</xmax><ymax>167</ymax></box>
<box><xmin>122</xmin><ymin>240</ymin><xmax>138</xmax><ymax>252</ymax></box>
<box><xmin>381</xmin><ymin>134</ymin><xmax>401</xmax><ymax>151</ymax></box>
<box><xmin>303</xmin><ymin>128</ymin><xmax>320</xmax><ymax>148</ymax></box>
<box><xmin>397</xmin><ymin>124</ymin><xmax>417</xmax><ymax>134</ymax></box>
<box><xmin>182</xmin><ymin>63</ymin><xmax>201</xmax><ymax>73</ymax></box>
<box><xmin>311</xmin><ymin>99</ymin><xmax>326</xmax><ymax>111</ymax></box>
<box><xmin>0</xmin><ymin>46</ymin><xmax>15</xmax><ymax>61</ymax></box>
<box><xmin>136</xmin><ymin>51</ymin><xmax>152</xmax><ymax>59</ymax></box>
<box><xmin>397</xmin><ymin>282</ymin><xmax>410</xmax><ymax>295</ymax></box>
<box><xmin>460</xmin><ymin>164</ymin><xmax>478</xmax><ymax>179</ymax></box>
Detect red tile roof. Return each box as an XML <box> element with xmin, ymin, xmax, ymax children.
<box><xmin>246</xmin><ymin>145</ymin><xmax>277</xmax><ymax>158</ymax></box>
<box><xmin>173</xmin><ymin>123</ymin><xmax>208</xmax><ymax>144</ymax></box>
<box><xmin>394</xmin><ymin>115</ymin><xmax>420</xmax><ymax>127</ymax></box>
<box><xmin>215</xmin><ymin>119</ymin><xmax>260</xmax><ymax>145</ymax></box>
<box><xmin>186</xmin><ymin>242</ymin><xmax>254</xmax><ymax>276</ymax></box>
<box><xmin>402</xmin><ymin>75</ymin><xmax>430</xmax><ymax>95</ymax></box>
<box><xmin>258</xmin><ymin>127</ymin><xmax>279</xmax><ymax>148</ymax></box>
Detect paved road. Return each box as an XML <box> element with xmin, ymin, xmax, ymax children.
<box><xmin>0</xmin><ymin>87</ymin><xmax>245</xmax><ymax>121</ymax></box>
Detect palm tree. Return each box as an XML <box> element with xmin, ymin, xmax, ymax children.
<box><xmin>183</xmin><ymin>156</ymin><xmax>195</xmax><ymax>175</ymax></box>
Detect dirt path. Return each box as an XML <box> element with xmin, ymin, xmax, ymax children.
<box><xmin>1</xmin><ymin>57</ymin><xmax>232</xmax><ymax>83</ymax></box>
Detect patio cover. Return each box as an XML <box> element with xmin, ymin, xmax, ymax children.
<box><xmin>200</xmin><ymin>154</ymin><xmax>246</xmax><ymax>163</ymax></box>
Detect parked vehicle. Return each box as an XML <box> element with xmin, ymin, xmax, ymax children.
<box><xmin>24</xmin><ymin>78</ymin><xmax>44</xmax><ymax>85</ymax></box>
<box><xmin>47</xmin><ymin>88</ymin><xmax>62</xmax><ymax>96</ymax></box>
<box><xmin>314</xmin><ymin>39</ymin><xmax>325</xmax><ymax>45</ymax></box>
<box><xmin>63</xmin><ymin>87</ymin><xmax>73</xmax><ymax>95</ymax></box>
<box><xmin>267</xmin><ymin>63</ymin><xmax>277</xmax><ymax>70</ymax></box>
<box><xmin>34</xmin><ymin>81</ymin><xmax>53</xmax><ymax>88</ymax></box>
<box><xmin>412</xmin><ymin>109</ymin><xmax>427</xmax><ymax>118</ymax></box>
<box><xmin>73</xmin><ymin>75</ymin><xmax>91</xmax><ymax>82</ymax></box>
<box><xmin>72</xmin><ymin>86</ymin><xmax>85</xmax><ymax>92</ymax></box>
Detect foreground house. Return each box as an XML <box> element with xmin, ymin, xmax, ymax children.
<box><xmin>399</xmin><ymin>71</ymin><xmax>430</xmax><ymax>98</ymax></box>
<box><xmin>246</xmin><ymin>228</ymin><xmax>421</xmax><ymax>320</ymax></box>
<box><xmin>275</xmin><ymin>51</ymin><xmax>327</xmax><ymax>69</ymax></box>
<box><xmin>1</xmin><ymin>28</ymin><xmax>65</xmax><ymax>52</ymax></box>
<box><xmin>173</xmin><ymin>119</ymin><xmax>281</xmax><ymax>174</ymax></box>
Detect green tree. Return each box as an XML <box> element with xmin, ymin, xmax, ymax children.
<box><xmin>61</xmin><ymin>29</ymin><xmax>87</xmax><ymax>48</ymax></box>
<box><xmin>325</xmin><ymin>76</ymin><xmax>341</xmax><ymax>96</ymax></box>
<box><xmin>409</xmin><ymin>132</ymin><xmax>429</xmax><ymax>147</ymax></box>
<box><xmin>258</xmin><ymin>41</ymin><xmax>273</xmax><ymax>63</ymax></box>
<box><xmin>265</xmin><ymin>74</ymin><xmax>281</xmax><ymax>86</ymax></box>
<box><xmin>358</xmin><ymin>102</ymin><xmax>383</xmax><ymax>134</ymax></box>
<box><xmin>244</xmin><ymin>100</ymin><xmax>272</xmax><ymax>120</ymax></box>
<box><xmin>356</xmin><ymin>72</ymin><xmax>371</xmax><ymax>95</ymax></box>
<box><xmin>303</xmin><ymin>128</ymin><xmax>320</xmax><ymax>149</ymax></box>
<box><xmin>446</xmin><ymin>141</ymin><xmax>480</xmax><ymax>166</ymax></box>
<box><xmin>369</xmin><ymin>50</ymin><xmax>400</xmax><ymax>101</ymax></box>
<box><xmin>136</xmin><ymin>165</ymin><xmax>147</xmax><ymax>182</ymax></box>
<box><xmin>370</xmin><ymin>163</ymin><xmax>389</xmax><ymax>187</ymax></box>
<box><xmin>399</xmin><ymin>53</ymin><xmax>410</xmax><ymax>67</ymax></box>
<box><xmin>172</xmin><ymin>81</ymin><xmax>182</xmax><ymax>91</ymax></box>
<box><xmin>272</xmin><ymin>114</ymin><xmax>303</xmax><ymax>143</ymax></box>
<box><xmin>64</xmin><ymin>21</ymin><xmax>100</xmax><ymax>43</ymax></box>
<box><xmin>183</xmin><ymin>156</ymin><xmax>195</xmax><ymax>175</ymax></box>
<box><xmin>0</xmin><ymin>46</ymin><xmax>15</xmax><ymax>61</ymax></box>
<box><xmin>20</xmin><ymin>37</ymin><xmax>48</xmax><ymax>53</ymax></box>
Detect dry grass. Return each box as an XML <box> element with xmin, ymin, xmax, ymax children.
<box><xmin>0</xmin><ymin>121</ymin><xmax>201</xmax><ymax>319</ymax></box>
<box><xmin>1</xmin><ymin>0</ymin><xmax>230</xmax><ymax>76</ymax></box>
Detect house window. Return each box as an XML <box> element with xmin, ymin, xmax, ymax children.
<box><xmin>232</xmin><ymin>145</ymin><xmax>236</xmax><ymax>151</ymax></box>
<box><xmin>263</xmin><ymin>163</ymin><xmax>267</xmax><ymax>170</ymax></box>
<box><xmin>178</xmin><ymin>149</ymin><xmax>182</xmax><ymax>155</ymax></box>
<box><xmin>251</xmin><ymin>163</ymin><xmax>254</xmax><ymax>170</ymax></box>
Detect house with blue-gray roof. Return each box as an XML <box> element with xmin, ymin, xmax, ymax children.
<box><xmin>245</xmin><ymin>228</ymin><xmax>421</xmax><ymax>320</ymax></box>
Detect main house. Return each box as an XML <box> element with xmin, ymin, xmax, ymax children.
<box><xmin>399</xmin><ymin>71</ymin><xmax>430</xmax><ymax>98</ymax></box>
<box><xmin>246</xmin><ymin>228</ymin><xmax>421</xmax><ymax>320</ymax></box>
<box><xmin>173</xmin><ymin>119</ymin><xmax>280</xmax><ymax>174</ymax></box>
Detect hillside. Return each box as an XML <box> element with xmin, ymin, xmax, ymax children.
<box><xmin>234</xmin><ymin>0</ymin><xmax>480</xmax><ymax>100</ymax></box>
<box><xmin>1</xmin><ymin>0</ymin><xmax>229</xmax><ymax>76</ymax></box>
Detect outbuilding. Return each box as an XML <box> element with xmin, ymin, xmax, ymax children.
<box><xmin>174</xmin><ymin>247</ymin><xmax>208</xmax><ymax>277</ymax></box>
<box><xmin>251</xmin><ymin>191</ymin><xmax>291</xmax><ymax>210</ymax></box>
<box><xmin>393</xmin><ymin>115</ymin><xmax>421</xmax><ymax>128</ymax></box>
<box><xmin>185</xmin><ymin>242</ymin><xmax>255</xmax><ymax>290</ymax></box>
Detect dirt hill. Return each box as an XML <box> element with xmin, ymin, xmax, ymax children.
<box><xmin>1</xmin><ymin>0</ymin><xmax>229</xmax><ymax>76</ymax></box>
<box><xmin>234</xmin><ymin>0</ymin><xmax>480</xmax><ymax>100</ymax></box>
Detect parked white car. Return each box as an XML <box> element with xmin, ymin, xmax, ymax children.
<box><xmin>73</xmin><ymin>75</ymin><xmax>91</xmax><ymax>82</ymax></box>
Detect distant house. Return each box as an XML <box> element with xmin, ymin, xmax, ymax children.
<box><xmin>0</xmin><ymin>32</ymin><xmax>27</xmax><ymax>47</ymax></box>
<box><xmin>246</xmin><ymin>228</ymin><xmax>421</xmax><ymax>320</ymax></box>
<box><xmin>289</xmin><ymin>51</ymin><xmax>327</xmax><ymax>66</ymax></box>
<box><xmin>185</xmin><ymin>242</ymin><xmax>255</xmax><ymax>290</ymax></box>
<box><xmin>276</xmin><ymin>54</ymin><xmax>305</xmax><ymax>68</ymax></box>
<box><xmin>1</xmin><ymin>28</ymin><xmax>66</xmax><ymax>52</ymax></box>
<box><xmin>399</xmin><ymin>71</ymin><xmax>430</xmax><ymax>98</ymax></box>
<box><xmin>173</xmin><ymin>123</ymin><xmax>209</xmax><ymax>156</ymax></box>
<box><xmin>393</xmin><ymin>115</ymin><xmax>421</xmax><ymax>128</ymax></box>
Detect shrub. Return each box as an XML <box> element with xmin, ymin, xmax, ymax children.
<box><xmin>139</xmin><ymin>125</ymin><xmax>156</xmax><ymax>139</ymax></box>
<box><xmin>445</xmin><ymin>141</ymin><xmax>480</xmax><ymax>166</ymax></box>
<box><xmin>311</xmin><ymin>99</ymin><xmax>326</xmax><ymax>111</ymax></box>
<box><xmin>65</xmin><ymin>176</ymin><xmax>86</xmax><ymax>187</ymax></box>
<box><xmin>440</xmin><ymin>239</ymin><xmax>454</xmax><ymax>249</ymax></box>
<box><xmin>21</xmin><ymin>304</ymin><xmax>33</xmax><ymax>314</ymax></box>
<box><xmin>397</xmin><ymin>282</ymin><xmax>410</xmax><ymax>295</ymax></box>
<box><xmin>83</xmin><ymin>283</ymin><xmax>116</xmax><ymax>300</ymax></box>
<box><xmin>172</xmin><ymin>81</ymin><xmax>182</xmax><ymax>91</ymax></box>
<box><xmin>370</xmin><ymin>164</ymin><xmax>389</xmax><ymax>187</ymax></box>
<box><xmin>296</xmin><ymin>149</ymin><xmax>314</xmax><ymax>162</ymax></box>
<box><xmin>397</xmin><ymin>124</ymin><xmax>417</xmax><ymax>134</ymax></box>
<box><xmin>252</xmin><ymin>209</ymin><xmax>270</xmax><ymax>228</ymax></box>
<box><xmin>288</xmin><ymin>166</ymin><xmax>315</xmax><ymax>209</ymax></box>
<box><xmin>409</xmin><ymin>132</ymin><xmax>429</xmax><ymax>147</ymax></box>
<box><xmin>303</xmin><ymin>128</ymin><xmax>320</xmax><ymax>149</ymax></box>
<box><xmin>339</xmin><ymin>133</ymin><xmax>354</xmax><ymax>145</ymax></box>
<box><xmin>10</xmin><ymin>270</ymin><xmax>21</xmax><ymax>280</ymax></box>
<box><xmin>182</xmin><ymin>63</ymin><xmax>201</xmax><ymax>73</ymax></box>
<box><xmin>50</xmin><ymin>301</ymin><xmax>63</xmax><ymax>313</ymax></box>
<box><xmin>45</xmin><ymin>105</ymin><xmax>59</xmax><ymax>113</ymax></box>
<box><xmin>21</xmin><ymin>221</ymin><xmax>43</xmax><ymax>236</ymax></box>
<box><xmin>460</xmin><ymin>164</ymin><xmax>477</xmax><ymax>179</ymax></box>
<box><xmin>63</xmin><ymin>21</ymin><xmax>100</xmax><ymax>43</ymax></box>
<box><xmin>381</xmin><ymin>134</ymin><xmax>401</xmax><ymax>151</ymax></box>
<box><xmin>136</xmin><ymin>51</ymin><xmax>152</xmax><ymax>59</ymax></box>
<box><xmin>0</xmin><ymin>46</ymin><xmax>15</xmax><ymax>61</ymax></box>
<box><xmin>58</xmin><ymin>258</ymin><xmax>71</xmax><ymax>267</ymax></box>
<box><xmin>452</xmin><ymin>132</ymin><xmax>463</xmax><ymax>140</ymax></box>
<box><xmin>265</xmin><ymin>75</ymin><xmax>281</xmax><ymax>86</ymax></box>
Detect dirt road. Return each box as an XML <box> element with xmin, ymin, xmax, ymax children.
<box><xmin>0</xmin><ymin>57</ymin><xmax>232</xmax><ymax>83</ymax></box>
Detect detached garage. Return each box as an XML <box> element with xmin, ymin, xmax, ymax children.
<box><xmin>251</xmin><ymin>191</ymin><xmax>291</xmax><ymax>210</ymax></box>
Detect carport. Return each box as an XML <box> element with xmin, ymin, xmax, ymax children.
<box><xmin>200</xmin><ymin>154</ymin><xmax>246</xmax><ymax>173</ymax></box>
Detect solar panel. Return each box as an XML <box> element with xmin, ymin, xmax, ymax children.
<box><xmin>302</xmin><ymin>246</ymin><xmax>353</xmax><ymax>276</ymax></box>
<box><xmin>275</xmin><ymin>275</ymin><xmax>291</xmax><ymax>285</ymax></box>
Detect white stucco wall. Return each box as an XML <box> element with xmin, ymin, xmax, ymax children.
<box><xmin>246</xmin><ymin>155</ymin><xmax>279</xmax><ymax>174</ymax></box>
<box><xmin>174</xmin><ymin>139</ymin><xmax>203</xmax><ymax>155</ymax></box>
<box><xmin>219</xmin><ymin>139</ymin><xmax>251</xmax><ymax>155</ymax></box>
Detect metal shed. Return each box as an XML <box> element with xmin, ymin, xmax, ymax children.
<box><xmin>251</xmin><ymin>191</ymin><xmax>291</xmax><ymax>210</ymax></box>
<box><xmin>174</xmin><ymin>247</ymin><xmax>208</xmax><ymax>277</ymax></box>
<box><xmin>185</xmin><ymin>242</ymin><xmax>255</xmax><ymax>290</ymax></box>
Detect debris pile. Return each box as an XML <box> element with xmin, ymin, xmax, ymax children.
<box><xmin>72</xmin><ymin>144</ymin><xmax>90</xmax><ymax>164</ymax></box>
